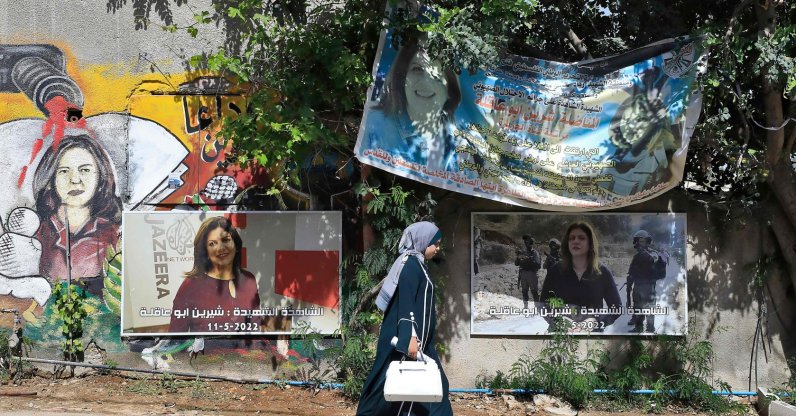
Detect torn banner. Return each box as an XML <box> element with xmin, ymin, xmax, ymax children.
<box><xmin>355</xmin><ymin>33</ymin><xmax>708</xmax><ymax>210</ymax></box>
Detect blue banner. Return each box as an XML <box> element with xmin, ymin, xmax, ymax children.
<box><xmin>355</xmin><ymin>32</ymin><xmax>708</xmax><ymax>209</ymax></box>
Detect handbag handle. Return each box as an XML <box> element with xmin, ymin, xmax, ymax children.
<box><xmin>396</xmin><ymin>317</ymin><xmax>427</xmax><ymax>364</ymax></box>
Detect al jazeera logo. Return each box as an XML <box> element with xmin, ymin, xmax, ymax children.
<box><xmin>144</xmin><ymin>214</ymin><xmax>194</xmax><ymax>299</ymax></box>
<box><xmin>167</xmin><ymin>217</ymin><xmax>195</xmax><ymax>259</ymax></box>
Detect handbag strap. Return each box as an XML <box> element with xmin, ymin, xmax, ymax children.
<box><xmin>418</xmin><ymin>263</ymin><xmax>433</xmax><ymax>359</ymax></box>
<box><xmin>394</xmin><ymin>262</ymin><xmax>434</xmax><ymax>364</ymax></box>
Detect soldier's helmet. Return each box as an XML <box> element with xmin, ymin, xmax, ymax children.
<box><xmin>633</xmin><ymin>230</ymin><xmax>652</xmax><ymax>245</ymax></box>
<box><xmin>522</xmin><ymin>235</ymin><xmax>535</xmax><ymax>244</ymax></box>
<box><xmin>548</xmin><ymin>238</ymin><xmax>561</xmax><ymax>249</ymax></box>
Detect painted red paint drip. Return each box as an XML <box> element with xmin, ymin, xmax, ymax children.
<box><xmin>17</xmin><ymin>97</ymin><xmax>87</xmax><ymax>188</ymax></box>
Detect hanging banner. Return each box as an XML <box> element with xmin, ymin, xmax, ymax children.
<box><xmin>355</xmin><ymin>31</ymin><xmax>708</xmax><ymax>210</ymax></box>
<box><xmin>121</xmin><ymin>211</ymin><xmax>342</xmax><ymax>336</ymax></box>
<box><xmin>471</xmin><ymin>212</ymin><xmax>687</xmax><ymax>336</ymax></box>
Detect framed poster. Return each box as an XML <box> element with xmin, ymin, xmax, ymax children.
<box><xmin>121</xmin><ymin>211</ymin><xmax>341</xmax><ymax>336</ymax></box>
<box><xmin>471</xmin><ymin>212</ymin><xmax>687</xmax><ymax>336</ymax></box>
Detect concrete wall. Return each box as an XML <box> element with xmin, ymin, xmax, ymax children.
<box><xmin>435</xmin><ymin>188</ymin><xmax>794</xmax><ymax>390</ymax></box>
<box><xmin>0</xmin><ymin>0</ymin><xmax>792</xmax><ymax>391</ymax></box>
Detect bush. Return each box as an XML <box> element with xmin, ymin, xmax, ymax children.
<box><xmin>508</xmin><ymin>317</ymin><xmax>606</xmax><ymax>408</ymax></box>
<box><xmin>478</xmin><ymin>316</ymin><xmax>749</xmax><ymax>413</ymax></box>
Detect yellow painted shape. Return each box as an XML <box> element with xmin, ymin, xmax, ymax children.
<box><xmin>0</xmin><ymin>41</ymin><xmax>235</xmax><ymax>124</ymax></box>
<box><xmin>129</xmin><ymin>94</ymin><xmax>246</xmax><ymax>151</ymax></box>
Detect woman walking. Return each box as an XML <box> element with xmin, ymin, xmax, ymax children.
<box><xmin>356</xmin><ymin>221</ymin><xmax>453</xmax><ymax>416</ymax></box>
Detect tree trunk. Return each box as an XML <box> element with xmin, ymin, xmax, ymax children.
<box><xmin>754</xmin><ymin>1</ymin><xmax>796</xmax><ymax>288</ymax></box>
<box><xmin>347</xmin><ymin>277</ymin><xmax>385</xmax><ymax>330</ymax></box>
<box><xmin>361</xmin><ymin>164</ymin><xmax>376</xmax><ymax>251</ymax></box>
<box><xmin>756</xmin><ymin>2</ymin><xmax>786</xmax><ymax>167</ymax></box>
<box><xmin>769</xmin><ymin>201</ymin><xmax>796</xmax><ymax>293</ymax></box>
<box><xmin>768</xmin><ymin>163</ymin><xmax>796</xmax><ymax>231</ymax></box>
<box><xmin>565</xmin><ymin>27</ymin><xmax>592</xmax><ymax>60</ymax></box>
<box><xmin>755</xmin><ymin>1</ymin><xmax>796</xmax><ymax>341</ymax></box>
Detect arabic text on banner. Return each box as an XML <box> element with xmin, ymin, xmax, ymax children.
<box><xmin>355</xmin><ymin>32</ymin><xmax>708</xmax><ymax>210</ymax></box>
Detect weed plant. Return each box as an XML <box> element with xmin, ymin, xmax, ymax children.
<box><xmin>0</xmin><ymin>327</ymin><xmax>33</xmax><ymax>383</ymax></box>
<box><xmin>479</xmin><ymin>314</ymin><xmax>751</xmax><ymax>413</ymax></box>
<box><xmin>97</xmin><ymin>359</ymin><xmax>119</xmax><ymax>376</ymax></box>
<box><xmin>649</xmin><ymin>330</ymin><xmax>741</xmax><ymax>414</ymax></box>
<box><xmin>338</xmin><ymin>330</ymin><xmax>377</xmax><ymax>398</ymax></box>
<box><xmin>190</xmin><ymin>376</ymin><xmax>206</xmax><ymax>398</ymax></box>
<box><xmin>291</xmin><ymin>320</ymin><xmax>340</xmax><ymax>387</ymax></box>
<box><xmin>599</xmin><ymin>339</ymin><xmax>651</xmax><ymax>409</ymax></box>
<box><xmin>127</xmin><ymin>373</ymin><xmax>206</xmax><ymax>396</ymax></box>
<box><xmin>160</xmin><ymin>372</ymin><xmax>179</xmax><ymax>393</ymax></box>
<box><xmin>508</xmin><ymin>313</ymin><xmax>606</xmax><ymax>408</ymax></box>
<box><xmin>771</xmin><ymin>357</ymin><xmax>796</xmax><ymax>406</ymax></box>
<box><xmin>0</xmin><ymin>330</ymin><xmax>9</xmax><ymax>383</ymax></box>
<box><xmin>475</xmin><ymin>370</ymin><xmax>512</xmax><ymax>390</ymax></box>
<box><xmin>127</xmin><ymin>376</ymin><xmax>160</xmax><ymax>395</ymax></box>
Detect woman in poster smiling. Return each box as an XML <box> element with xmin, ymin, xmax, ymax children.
<box><xmin>365</xmin><ymin>40</ymin><xmax>463</xmax><ymax>173</ymax></box>
<box><xmin>168</xmin><ymin>216</ymin><xmax>262</xmax><ymax>333</ymax></box>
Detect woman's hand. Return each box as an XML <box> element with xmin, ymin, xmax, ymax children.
<box><xmin>407</xmin><ymin>336</ymin><xmax>419</xmax><ymax>360</ymax></box>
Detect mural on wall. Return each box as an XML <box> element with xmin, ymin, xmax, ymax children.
<box><xmin>0</xmin><ymin>43</ymin><xmax>267</xmax><ymax>357</ymax></box>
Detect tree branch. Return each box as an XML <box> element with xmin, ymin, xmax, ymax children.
<box><xmin>347</xmin><ymin>277</ymin><xmax>385</xmax><ymax>330</ymax></box>
<box><xmin>785</xmin><ymin>94</ymin><xmax>796</xmax><ymax>155</ymax></box>
<box><xmin>724</xmin><ymin>0</ymin><xmax>756</xmax><ymax>43</ymax></box>
<box><xmin>564</xmin><ymin>25</ymin><xmax>592</xmax><ymax>60</ymax></box>
<box><xmin>731</xmin><ymin>82</ymin><xmax>753</xmax><ymax>169</ymax></box>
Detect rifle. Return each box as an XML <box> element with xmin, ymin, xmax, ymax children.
<box><xmin>625</xmin><ymin>274</ymin><xmax>634</xmax><ymax>307</ymax></box>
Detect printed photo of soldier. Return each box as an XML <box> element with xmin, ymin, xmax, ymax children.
<box><xmin>626</xmin><ymin>229</ymin><xmax>669</xmax><ymax>333</ymax></box>
<box><xmin>473</xmin><ymin>226</ymin><xmax>482</xmax><ymax>275</ymax></box>
<box><xmin>515</xmin><ymin>235</ymin><xmax>542</xmax><ymax>309</ymax></box>
<box><xmin>543</xmin><ymin>238</ymin><xmax>561</xmax><ymax>270</ymax></box>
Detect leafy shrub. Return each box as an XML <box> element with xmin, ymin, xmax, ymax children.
<box><xmin>508</xmin><ymin>316</ymin><xmax>606</xmax><ymax>408</ymax></box>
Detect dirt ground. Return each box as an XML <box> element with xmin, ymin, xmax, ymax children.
<box><xmin>0</xmin><ymin>373</ymin><xmax>755</xmax><ymax>415</ymax></box>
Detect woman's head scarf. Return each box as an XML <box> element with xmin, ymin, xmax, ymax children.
<box><xmin>376</xmin><ymin>221</ymin><xmax>440</xmax><ymax>312</ymax></box>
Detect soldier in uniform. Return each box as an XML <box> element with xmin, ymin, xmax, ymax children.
<box><xmin>473</xmin><ymin>226</ymin><xmax>482</xmax><ymax>275</ymax></box>
<box><xmin>543</xmin><ymin>238</ymin><xmax>562</xmax><ymax>270</ymax></box>
<box><xmin>626</xmin><ymin>229</ymin><xmax>659</xmax><ymax>333</ymax></box>
<box><xmin>515</xmin><ymin>234</ymin><xmax>541</xmax><ymax>309</ymax></box>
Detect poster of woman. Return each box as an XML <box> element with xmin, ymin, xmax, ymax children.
<box><xmin>471</xmin><ymin>212</ymin><xmax>687</xmax><ymax>336</ymax></box>
<box><xmin>355</xmin><ymin>16</ymin><xmax>708</xmax><ymax>210</ymax></box>
<box><xmin>121</xmin><ymin>211</ymin><xmax>342</xmax><ymax>336</ymax></box>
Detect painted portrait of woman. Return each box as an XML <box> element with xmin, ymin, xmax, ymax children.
<box><xmin>32</xmin><ymin>134</ymin><xmax>122</xmax><ymax>296</ymax></box>
<box><xmin>168</xmin><ymin>216</ymin><xmax>262</xmax><ymax>333</ymax></box>
<box><xmin>365</xmin><ymin>40</ymin><xmax>464</xmax><ymax>172</ymax></box>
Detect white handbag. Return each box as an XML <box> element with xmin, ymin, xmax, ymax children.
<box><xmin>383</xmin><ymin>357</ymin><xmax>443</xmax><ymax>402</ymax></box>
